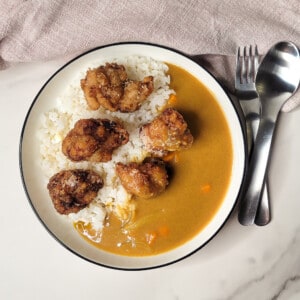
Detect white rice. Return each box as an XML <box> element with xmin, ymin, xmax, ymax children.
<box><xmin>38</xmin><ymin>55</ymin><xmax>173</xmax><ymax>234</ymax></box>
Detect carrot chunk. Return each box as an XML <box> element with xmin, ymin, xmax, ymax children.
<box><xmin>201</xmin><ymin>184</ymin><xmax>211</xmax><ymax>193</ymax></box>
<box><xmin>162</xmin><ymin>152</ymin><xmax>179</xmax><ymax>163</ymax></box>
<box><xmin>157</xmin><ymin>225</ymin><xmax>169</xmax><ymax>236</ymax></box>
<box><xmin>167</xmin><ymin>94</ymin><xmax>177</xmax><ymax>106</ymax></box>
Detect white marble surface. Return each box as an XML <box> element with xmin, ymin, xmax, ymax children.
<box><xmin>1</xmin><ymin>57</ymin><xmax>300</xmax><ymax>300</ymax></box>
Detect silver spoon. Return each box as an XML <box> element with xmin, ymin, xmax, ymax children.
<box><xmin>239</xmin><ymin>41</ymin><xmax>300</xmax><ymax>226</ymax></box>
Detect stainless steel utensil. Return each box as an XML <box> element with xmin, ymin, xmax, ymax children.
<box><xmin>238</xmin><ymin>41</ymin><xmax>300</xmax><ymax>226</ymax></box>
<box><xmin>235</xmin><ymin>45</ymin><xmax>271</xmax><ymax>225</ymax></box>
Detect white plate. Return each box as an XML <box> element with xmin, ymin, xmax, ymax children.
<box><xmin>20</xmin><ymin>42</ymin><xmax>246</xmax><ymax>270</ymax></box>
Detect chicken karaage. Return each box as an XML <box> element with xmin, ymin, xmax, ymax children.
<box><xmin>80</xmin><ymin>63</ymin><xmax>154</xmax><ymax>112</ymax></box>
<box><xmin>139</xmin><ymin>108</ymin><xmax>194</xmax><ymax>156</ymax></box>
<box><xmin>62</xmin><ymin>118</ymin><xmax>129</xmax><ymax>162</ymax></box>
<box><xmin>47</xmin><ymin>169</ymin><xmax>103</xmax><ymax>214</ymax></box>
<box><xmin>116</xmin><ymin>158</ymin><xmax>168</xmax><ymax>199</ymax></box>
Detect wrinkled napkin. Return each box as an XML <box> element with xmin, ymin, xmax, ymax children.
<box><xmin>1</xmin><ymin>0</ymin><xmax>300</xmax><ymax>111</ymax></box>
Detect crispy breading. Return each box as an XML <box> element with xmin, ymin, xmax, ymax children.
<box><xmin>62</xmin><ymin>118</ymin><xmax>129</xmax><ymax>162</ymax></box>
<box><xmin>116</xmin><ymin>158</ymin><xmax>168</xmax><ymax>199</ymax></box>
<box><xmin>47</xmin><ymin>169</ymin><xmax>103</xmax><ymax>214</ymax></box>
<box><xmin>80</xmin><ymin>63</ymin><xmax>154</xmax><ymax>112</ymax></box>
<box><xmin>140</xmin><ymin>108</ymin><xmax>194</xmax><ymax>155</ymax></box>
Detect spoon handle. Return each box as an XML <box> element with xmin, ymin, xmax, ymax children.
<box><xmin>255</xmin><ymin>181</ymin><xmax>271</xmax><ymax>225</ymax></box>
<box><xmin>241</xmin><ymin>101</ymin><xmax>271</xmax><ymax>226</ymax></box>
<box><xmin>238</xmin><ymin>105</ymin><xmax>279</xmax><ymax>226</ymax></box>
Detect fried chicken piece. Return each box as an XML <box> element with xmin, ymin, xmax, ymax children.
<box><xmin>119</xmin><ymin>77</ymin><xmax>154</xmax><ymax>112</ymax></box>
<box><xmin>62</xmin><ymin>118</ymin><xmax>129</xmax><ymax>162</ymax></box>
<box><xmin>116</xmin><ymin>158</ymin><xmax>168</xmax><ymax>199</ymax></box>
<box><xmin>140</xmin><ymin>108</ymin><xmax>194</xmax><ymax>156</ymax></box>
<box><xmin>80</xmin><ymin>63</ymin><xmax>154</xmax><ymax>112</ymax></box>
<box><xmin>47</xmin><ymin>169</ymin><xmax>104</xmax><ymax>215</ymax></box>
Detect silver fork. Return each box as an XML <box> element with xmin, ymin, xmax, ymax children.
<box><xmin>235</xmin><ymin>45</ymin><xmax>271</xmax><ymax>226</ymax></box>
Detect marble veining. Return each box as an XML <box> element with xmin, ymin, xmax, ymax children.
<box><xmin>225</xmin><ymin>226</ymin><xmax>300</xmax><ymax>300</ymax></box>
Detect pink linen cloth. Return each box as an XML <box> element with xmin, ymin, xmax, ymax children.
<box><xmin>1</xmin><ymin>0</ymin><xmax>300</xmax><ymax>111</ymax></box>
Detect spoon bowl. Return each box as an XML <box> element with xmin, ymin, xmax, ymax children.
<box><xmin>239</xmin><ymin>41</ymin><xmax>300</xmax><ymax>226</ymax></box>
<box><xmin>256</xmin><ymin>42</ymin><xmax>300</xmax><ymax>100</ymax></box>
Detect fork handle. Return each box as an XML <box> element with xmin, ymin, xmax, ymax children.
<box><xmin>238</xmin><ymin>105</ymin><xmax>278</xmax><ymax>226</ymax></box>
<box><xmin>243</xmin><ymin>107</ymin><xmax>271</xmax><ymax>226</ymax></box>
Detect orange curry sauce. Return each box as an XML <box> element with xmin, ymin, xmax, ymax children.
<box><xmin>75</xmin><ymin>63</ymin><xmax>233</xmax><ymax>256</ymax></box>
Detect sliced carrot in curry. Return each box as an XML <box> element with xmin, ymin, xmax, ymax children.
<box><xmin>145</xmin><ymin>226</ymin><xmax>170</xmax><ymax>245</ymax></box>
<box><xmin>200</xmin><ymin>184</ymin><xmax>211</xmax><ymax>193</ymax></box>
<box><xmin>162</xmin><ymin>152</ymin><xmax>179</xmax><ymax>163</ymax></box>
<box><xmin>167</xmin><ymin>94</ymin><xmax>177</xmax><ymax>106</ymax></box>
<box><xmin>163</xmin><ymin>152</ymin><xmax>175</xmax><ymax>161</ymax></box>
<box><xmin>157</xmin><ymin>225</ymin><xmax>169</xmax><ymax>236</ymax></box>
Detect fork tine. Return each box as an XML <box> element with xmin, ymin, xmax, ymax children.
<box><xmin>254</xmin><ymin>45</ymin><xmax>259</xmax><ymax>76</ymax></box>
<box><xmin>248</xmin><ymin>45</ymin><xmax>254</xmax><ymax>82</ymax></box>
<box><xmin>235</xmin><ymin>45</ymin><xmax>259</xmax><ymax>97</ymax></box>
<box><xmin>242</xmin><ymin>46</ymin><xmax>247</xmax><ymax>84</ymax></box>
<box><xmin>247</xmin><ymin>46</ymin><xmax>253</xmax><ymax>83</ymax></box>
<box><xmin>249</xmin><ymin>45</ymin><xmax>259</xmax><ymax>82</ymax></box>
<box><xmin>235</xmin><ymin>45</ymin><xmax>259</xmax><ymax>88</ymax></box>
<box><xmin>236</xmin><ymin>47</ymin><xmax>242</xmax><ymax>84</ymax></box>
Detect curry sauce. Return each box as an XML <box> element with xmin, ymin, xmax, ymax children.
<box><xmin>75</xmin><ymin>63</ymin><xmax>233</xmax><ymax>256</ymax></box>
